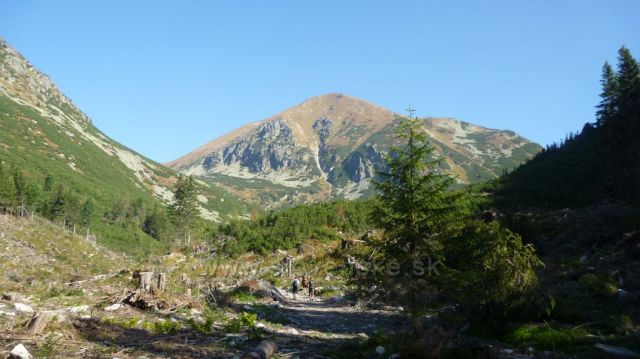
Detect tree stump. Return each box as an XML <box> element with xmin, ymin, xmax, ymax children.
<box><xmin>180</xmin><ymin>273</ymin><xmax>192</xmax><ymax>297</ymax></box>
<box><xmin>27</xmin><ymin>311</ymin><xmax>53</xmax><ymax>335</ymax></box>
<box><xmin>138</xmin><ymin>271</ymin><xmax>154</xmax><ymax>292</ymax></box>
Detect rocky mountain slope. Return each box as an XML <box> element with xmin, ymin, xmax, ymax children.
<box><xmin>169</xmin><ymin>93</ymin><xmax>541</xmax><ymax>208</ymax></box>
<box><xmin>0</xmin><ymin>37</ymin><xmax>252</xmax><ymax>222</ymax></box>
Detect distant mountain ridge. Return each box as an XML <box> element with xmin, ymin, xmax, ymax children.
<box><xmin>169</xmin><ymin>93</ymin><xmax>541</xmax><ymax>208</ymax></box>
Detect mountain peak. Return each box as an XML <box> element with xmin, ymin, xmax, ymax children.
<box><xmin>294</xmin><ymin>93</ymin><xmax>393</xmax><ymax>114</ymax></box>
<box><xmin>168</xmin><ymin>94</ymin><xmax>541</xmax><ymax>207</ymax></box>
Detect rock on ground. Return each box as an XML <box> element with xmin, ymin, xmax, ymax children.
<box><xmin>9</xmin><ymin>343</ymin><xmax>32</xmax><ymax>359</ymax></box>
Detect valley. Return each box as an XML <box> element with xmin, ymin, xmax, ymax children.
<box><xmin>1</xmin><ymin>33</ymin><xmax>639</xmax><ymax>359</ymax></box>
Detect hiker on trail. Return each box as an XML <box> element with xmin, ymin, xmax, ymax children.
<box><xmin>308</xmin><ymin>279</ymin><xmax>315</xmax><ymax>299</ymax></box>
<box><xmin>292</xmin><ymin>276</ymin><xmax>301</xmax><ymax>299</ymax></box>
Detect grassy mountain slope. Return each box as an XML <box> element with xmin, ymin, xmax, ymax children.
<box><xmin>0</xmin><ymin>38</ymin><xmax>253</xmax><ymax>253</ymax></box>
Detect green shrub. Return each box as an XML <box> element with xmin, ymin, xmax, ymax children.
<box><xmin>225</xmin><ymin>312</ymin><xmax>257</xmax><ymax>333</ymax></box>
<box><xmin>579</xmin><ymin>273</ymin><xmax>617</xmax><ymax>299</ymax></box>
<box><xmin>188</xmin><ymin>308</ymin><xmax>224</xmax><ymax>334</ymax></box>
<box><xmin>506</xmin><ymin>324</ymin><xmax>591</xmax><ymax>354</ymax></box>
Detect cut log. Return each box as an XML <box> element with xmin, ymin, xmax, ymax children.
<box><xmin>242</xmin><ymin>340</ymin><xmax>278</xmax><ymax>359</ymax></box>
<box><xmin>27</xmin><ymin>311</ymin><xmax>53</xmax><ymax>335</ymax></box>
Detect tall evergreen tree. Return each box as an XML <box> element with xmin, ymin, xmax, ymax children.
<box><xmin>11</xmin><ymin>167</ymin><xmax>27</xmax><ymax>217</ymax></box>
<box><xmin>370</xmin><ymin>113</ymin><xmax>465</xmax><ymax>332</ymax></box>
<box><xmin>596</xmin><ymin>62</ymin><xmax>618</xmax><ymax>127</ymax></box>
<box><xmin>608</xmin><ymin>47</ymin><xmax>640</xmax><ymax>198</ymax></box>
<box><xmin>170</xmin><ymin>175</ymin><xmax>199</xmax><ymax>245</ymax></box>
<box><xmin>0</xmin><ymin>163</ymin><xmax>16</xmax><ymax>210</ymax></box>
<box><xmin>80</xmin><ymin>199</ymin><xmax>95</xmax><ymax>228</ymax></box>
<box><xmin>143</xmin><ymin>203</ymin><xmax>170</xmax><ymax>241</ymax></box>
<box><xmin>25</xmin><ymin>182</ymin><xmax>41</xmax><ymax>216</ymax></box>
<box><xmin>43</xmin><ymin>174</ymin><xmax>53</xmax><ymax>192</ymax></box>
<box><xmin>50</xmin><ymin>184</ymin><xmax>67</xmax><ymax>223</ymax></box>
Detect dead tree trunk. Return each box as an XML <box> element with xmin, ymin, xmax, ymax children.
<box><xmin>281</xmin><ymin>255</ymin><xmax>293</xmax><ymax>277</ymax></box>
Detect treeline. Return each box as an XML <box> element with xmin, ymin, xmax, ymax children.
<box><xmin>0</xmin><ymin>162</ymin><xmax>207</xmax><ymax>255</ymax></box>
<box><xmin>487</xmin><ymin>46</ymin><xmax>640</xmax><ymax>208</ymax></box>
<box><xmin>213</xmin><ymin>200</ymin><xmax>373</xmax><ymax>255</ymax></box>
<box><xmin>0</xmin><ymin>162</ymin><xmax>168</xmax><ymax>238</ymax></box>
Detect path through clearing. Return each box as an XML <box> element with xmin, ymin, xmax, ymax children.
<box><xmin>249</xmin><ymin>289</ymin><xmax>407</xmax><ymax>358</ymax></box>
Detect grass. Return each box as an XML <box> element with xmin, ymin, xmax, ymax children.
<box><xmin>0</xmin><ymin>214</ymin><xmax>131</xmax><ymax>300</ymax></box>
<box><xmin>231</xmin><ymin>288</ymin><xmax>259</xmax><ymax>303</ymax></box>
<box><xmin>505</xmin><ymin>324</ymin><xmax>592</xmax><ymax>354</ymax></box>
<box><xmin>151</xmin><ymin>320</ymin><xmax>181</xmax><ymax>334</ymax></box>
<box><xmin>42</xmin><ymin>286</ymin><xmax>84</xmax><ymax>299</ymax></box>
<box><xmin>36</xmin><ymin>333</ymin><xmax>62</xmax><ymax>358</ymax></box>
<box><xmin>103</xmin><ymin>317</ymin><xmax>141</xmax><ymax>330</ymax></box>
<box><xmin>103</xmin><ymin>316</ymin><xmax>181</xmax><ymax>334</ymax></box>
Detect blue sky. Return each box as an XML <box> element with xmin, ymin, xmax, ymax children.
<box><xmin>3</xmin><ymin>1</ymin><xmax>639</xmax><ymax>162</ymax></box>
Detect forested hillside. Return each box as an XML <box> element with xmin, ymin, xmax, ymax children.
<box><xmin>486</xmin><ymin>46</ymin><xmax>640</xmax><ymax>209</ymax></box>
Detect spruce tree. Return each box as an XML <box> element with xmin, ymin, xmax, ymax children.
<box><xmin>0</xmin><ymin>163</ymin><xmax>16</xmax><ymax>211</ymax></box>
<box><xmin>80</xmin><ymin>199</ymin><xmax>95</xmax><ymax>228</ymax></box>
<box><xmin>604</xmin><ymin>47</ymin><xmax>640</xmax><ymax>198</ymax></box>
<box><xmin>618</xmin><ymin>47</ymin><xmax>640</xmax><ymax>195</ymax></box>
<box><xmin>171</xmin><ymin>174</ymin><xmax>199</xmax><ymax>246</ymax></box>
<box><xmin>12</xmin><ymin>167</ymin><xmax>27</xmax><ymax>217</ymax></box>
<box><xmin>50</xmin><ymin>185</ymin><xmax>67</xmax><ymax>223</ymax></box>
<box><xmin>596</xmin><ymin>62</ymin><xmax>618</xmax><ymax>127</ymax></box>
<box><xmin>43</xmin><ymin>174</ymin><xmax>53</xmax><ymax>192</ymax></box>
<box><xmin>370</xmin><ymin>112</ymin><xmax>465</xmax><ymax>332</ymax></box>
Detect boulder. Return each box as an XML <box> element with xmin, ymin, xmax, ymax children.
<box><xmin>9</xmin><ymin>344</ymin><xmax>32</xmax><ymax>359</ymax></box>
<box><xmin>14</xmin><ymin>303</ymin><xmax>34</xmax><ymax>313</ymax></box>
<box><xmin>104</xmin><ymin>303</ymin><xmax>121</xmax><ymax>311</ymax></box>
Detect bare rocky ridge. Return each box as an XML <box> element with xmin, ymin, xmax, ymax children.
<box><xmin>169</xmin><ymin>93</ymin><xmax>542</xmax><ymax>207</ymax></box>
